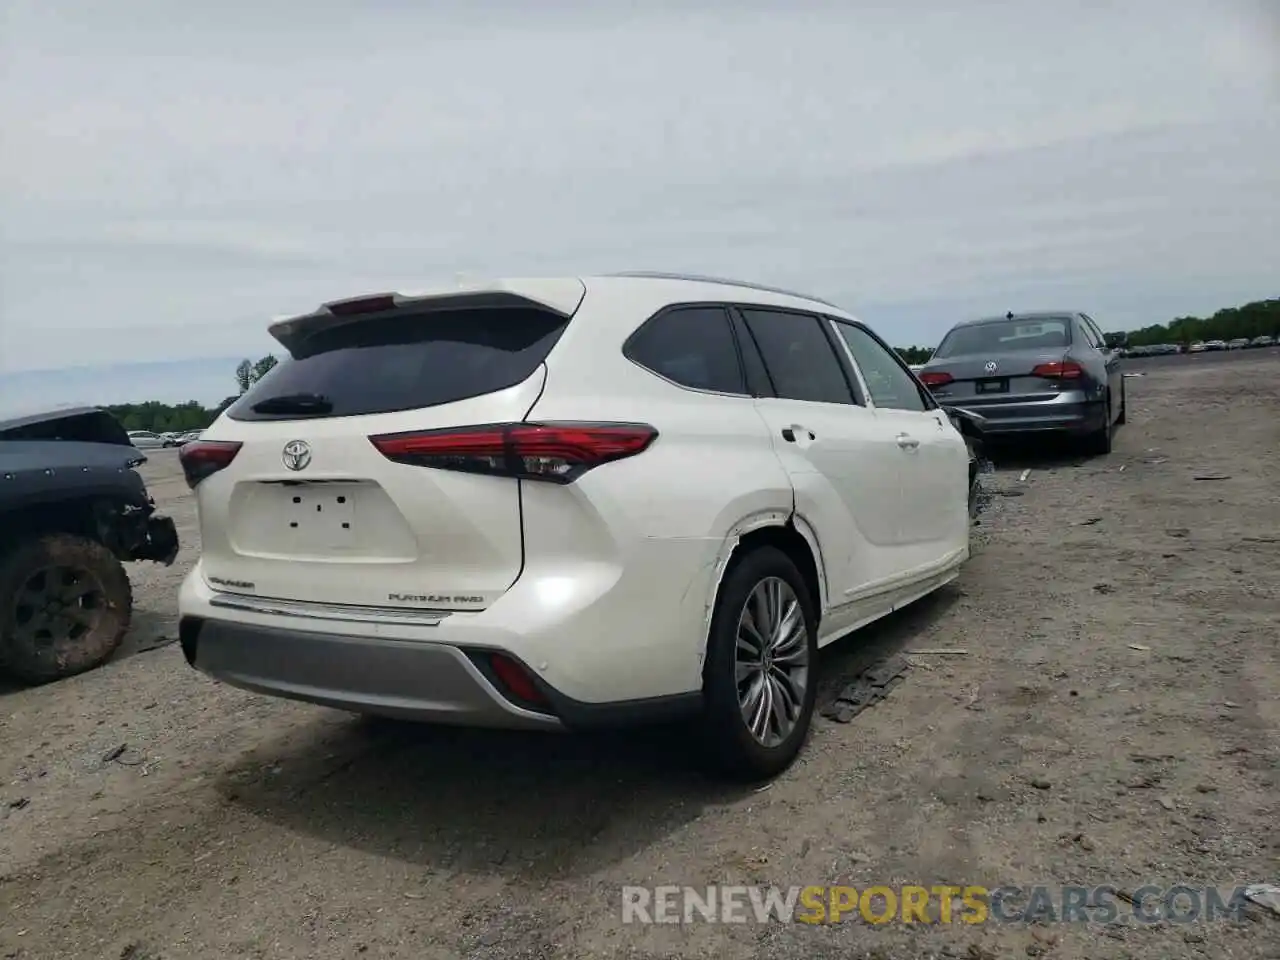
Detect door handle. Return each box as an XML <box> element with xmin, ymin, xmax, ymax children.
<box><xmin>781</xmin><ymin>425</ymin><xmax>815</xmax><ymax>443</ymax></box>
<box><xmin>896</xmin><ymin>433</ymin><xmax>920</xmax><ymax>450</ymax></box>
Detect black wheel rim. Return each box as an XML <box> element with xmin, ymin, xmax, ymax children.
<box><xmin>10</xmin><ymin>565</ymin><xmax>108</xmax><ymax>651</ymax></box>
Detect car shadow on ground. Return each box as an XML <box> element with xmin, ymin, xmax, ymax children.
<box><xmin>216</xmin><ymin>586</ymin><xmax>960</xmax><ymax>883</ymax></box>
<box><xmin>981</xmin><ymin>435</ymin><xmax>1095</xmax><ymax>472</ymax></box>
<box><xmin>216</xmin><ymin>709</ymin><xmax>748</xmax><ymax>883</ymax></box>
<box><xmin>113</xmin><ymin>608</ymin><xmax>179</xmax><ymax>662</ymax></box>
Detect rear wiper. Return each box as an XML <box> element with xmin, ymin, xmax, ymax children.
<box><xmin>250</xmin><ymin>392</ymin><xmax>333</xmax><ymax>415</ymax></box>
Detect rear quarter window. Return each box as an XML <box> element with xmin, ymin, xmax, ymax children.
<box><xmin>227</xmin><ymin>306</ymin><xmax>569</xmax><ymax>421</ymax></box>
<box><xmin>623</xmin><ymin>305</ymin><xmax>746</xmax><ymax>394</ymax></box>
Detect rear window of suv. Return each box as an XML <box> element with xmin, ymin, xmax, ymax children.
<box><xmin>227</xmin><ymin>306</ymin><xmax>569</xmax><ymax>421</ymax></box>
<box><xmin>933</xmin><ymin>317</ymin><xmax>1072</xmax><ymax>358</ymax></box>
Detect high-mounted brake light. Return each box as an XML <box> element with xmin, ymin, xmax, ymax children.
<box><xmin>179</xmin><ymin>440</ymin><xmax>242</xmax><ymax>489</ymax></box>
<box><xmin>368</xmin><ymin>422</ymin><xmax>658</xmax><ymax>483</ymax></box>
<box><xmin>325</xmin><ymin>294</ymin><xmax>397</xmax><ymax>316</ymax></box>
<box><xmin>1031</xmin><ymin>361</ymin><xmax>1084</xmax><ymax>379</ymax></box>
<box><xmin>919</xmin><ymin>371</ymin><xmax>954</xmax><ymax>388</ymax></box>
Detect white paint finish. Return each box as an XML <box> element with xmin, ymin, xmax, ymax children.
<box><xmin>182</xmin><ymin>274</ymin><xmax>972</xmax><ymax>707</ymax></box>
<box><xmin>197</xmin><ymin>367</ymin><xmax>548</xmax><ymax>609</ymax></box>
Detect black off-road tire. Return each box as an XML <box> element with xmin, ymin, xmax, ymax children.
<box><xmin>701</xmin><ymin>546</ymin><xmax>819</xmax><ymax>782</ymax></box>
<box><xmin>0</xmin><ymin>534</ymin><xmax>132</xmax><ymax>685</ymax></box>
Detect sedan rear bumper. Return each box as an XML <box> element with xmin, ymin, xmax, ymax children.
<box><xmin>948</xmin><ymin>395</ymin><xmax>1106</xmax><ymax>437</ymax></box>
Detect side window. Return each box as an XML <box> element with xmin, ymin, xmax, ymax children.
<box><xmin>728</xmin><ymin>311</ymin><xmax>777</xmax><ymax>398</ymax></box>
<box><xmin>625</xmin><ymin>305</ymin><xmax>746</xmax><ymax>394</ymax></box>
<box><xmin>832</xmin><ymin>322</ymin><xmax>930</xmax><ymax>412</ymax></box>
<box><xmin>738</xmin><ymin>309</ymin><xmax>857</xmax><ymax>405</ymax></box>
<box><xmin>1080</xmin><ymin>314</ymin><xmax>1105</xmax><ymax>348</ymax></box>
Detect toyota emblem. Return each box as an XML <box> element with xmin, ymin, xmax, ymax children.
<box><xmin>282</xmin><ymin>440</ymin><xmax>311</xmax><ymax>471</ymax></box>
<box><xmin>983</xmin><ymin>360</ymin><xmax>998</xmax><ymax>374</ymax></box>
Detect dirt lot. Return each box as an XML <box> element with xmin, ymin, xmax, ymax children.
<box><xmin>2</xmin><ymin>353</ymin><xmax>1278</xmax><ymax>960</ymax></box>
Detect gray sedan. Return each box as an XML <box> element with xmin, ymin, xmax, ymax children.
<box><xmin>917</xmin><ymin>310</ymin><xmax>1125</xmax><ymax>455</ymax></box>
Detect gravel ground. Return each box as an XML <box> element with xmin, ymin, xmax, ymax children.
<box><xmin>2</xmin><ymin>353</ymin><xmax>1279</xmax><ymax>960</ymax></box>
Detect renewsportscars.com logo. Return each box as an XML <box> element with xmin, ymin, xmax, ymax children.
<box><xmin>621</xmin><ymin>884</ymin><xmax>1257</xmax><ymax>925</ymax></box>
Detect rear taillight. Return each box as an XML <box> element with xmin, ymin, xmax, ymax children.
<box><xmin>179</xmin><ymin>440</ymin><xmax>242</xmax><ymax>489</ymax></box>
<box><xmin>1031</xmin><ymin>361</ymin><xmax>1084</xmax><ymax>379</ymax></box>
<box><xmin>920</xmin><ymin>371</ymin><xmax>954</xmax><ymax>387</ymax></box>
<box><xmin>368</xmin><ymin>422</ymin><xmax>657</xmax><ymax>483</ymax></box>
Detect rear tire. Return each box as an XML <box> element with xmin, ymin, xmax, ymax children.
<box><xmin>0</xmin><ymin>534</ymin><xmax>132</xmax><ymax>685</ymax></box>
<box><xmin>700</xmin><ymin>546</ymin><xmax>818</xmax><ymax>782</ymax></box>
<box><xmin>1115</xmin><ymin>381</ymin><xmax>1127</xmax><ymax>425</ymax></box>
<box><xmin>1084</xmin><ymin>398</ymin><xmax>1113</xmax><ymax>456</ymax></box>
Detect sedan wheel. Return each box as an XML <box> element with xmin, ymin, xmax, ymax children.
<box><xmin>702</xmin><ymin>546</ymin><xmax>818</xmax><ymax>781</ymax></box>
<box><xmin>1085</xmin><ymin>398</ymin><xmax>1113</xmax><ymax>456</ymax></box>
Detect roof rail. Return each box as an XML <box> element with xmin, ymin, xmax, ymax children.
<box><xmin>605</xmin><ymin>271</ymin><xmax>840</xmax><ymax>308</ymax></box>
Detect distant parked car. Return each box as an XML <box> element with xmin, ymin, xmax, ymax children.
<box><xmin>1227</xmin><ymin>338</ymin><xmax>1250</xmax><ymax>351</ymax></box>
<box><xmin>1204</xmin><ymin>340</ymin><xmax>1227</xmax><ymax>351</ymax></box>
<box><xmin>918</xmin><ymin>310</ymin><xmax>1125</xmax><ymax>455</ymax></box>
<box><xmin>127</xmin><ymin>431</ymin><xmax>166</xmax><ymax>450</ymax></box>
<box><xmin>1249</xmin><ymin>335</ymin><xmax>1275</xmax><ymax>348</ymax></box>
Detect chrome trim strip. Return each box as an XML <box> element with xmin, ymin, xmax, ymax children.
<box><xmin>209</xmin><ymin>592</ymin><xmax>452</xmax><ymax>626</ymax></box>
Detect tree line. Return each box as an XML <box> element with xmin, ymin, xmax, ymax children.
<box><xmin>106</xmin><ymin>297</ymin><xmax>1279</xmax><ymax>430</ymax></box>
<box><xmin>1119</xmin><ymin>297</ymin><xmax>1278</xmax><ymax>348</ymax></box>
<box><xmin>106</xmin><ymin>354</ymin><xmax>279</xmax><ymax>433</ymax></box>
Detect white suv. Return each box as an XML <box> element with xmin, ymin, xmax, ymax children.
<box><xmin>178</xmin><ymin>273</ymin><xmax>972</xmax><ymax>780</ymax></box>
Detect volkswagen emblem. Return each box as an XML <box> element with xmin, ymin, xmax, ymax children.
<box><xmin>983</xmin><ymin>360</ymin><xmax>998</xmax><ymax>374</ymax></box>
<box><xmin>281</xmin><ymin>440</ymin><xmax>311</xmax><ymax>472</ymax></box>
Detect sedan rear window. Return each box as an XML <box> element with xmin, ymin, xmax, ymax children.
<box><xmin>227</xmin><ymin>306</ymin><xmax>569</xmax><ymax>421</ymax></box>
<box><xmin>934</xmin><ymin>318</ymin><xmax>1071</xmax><ymax>358</ymax></box>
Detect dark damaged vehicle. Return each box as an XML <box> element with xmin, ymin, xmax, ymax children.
<box><xmin>0</xmin><ymin>406</ymin><xmax>179</xmax><ymax>683</ymax></box>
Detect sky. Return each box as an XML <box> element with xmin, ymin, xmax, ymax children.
<box><xmin>2</xmin><ymin>0</ymin><xmax>1278</xmax><ymax>408</ymax></box>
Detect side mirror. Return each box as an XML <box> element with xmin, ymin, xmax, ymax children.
<box><xmin>1103</xmin><ymin>333</ymin><xmax>1128</xmax><ymax>349</ymax></box>
<box><xmin>941</xmin><ymin>405</ymin><xmax>988</xmax><ymax>436</ymax></box>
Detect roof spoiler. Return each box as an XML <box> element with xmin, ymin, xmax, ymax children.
<box><xmin>267</xmin><ymin>278</ymin><xmax>587</xmax><ymax>357</ymax></box>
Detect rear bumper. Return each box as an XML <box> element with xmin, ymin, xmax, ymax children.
<box><xmin>178</xmin><ymin>615</ymin><xmax>701</xmax><ymax>730</ymax></box>
<box><xmin>950</xmin><ymin>396</ymin><xmax>1106</xmax><ymax>437</ymax></box>
<box><xmin>177</xmin><ymin>535</ymin><xmax>716</xmax><ymax>729</ymax></box>
<box><xmin>140</xmin><ymin>514</ymin><xmax>180</xmax><ymax>565</ymax></box>
<box><xmin>111</xmin><ymin>508</ymin><xmax>180</xmax><ymax>565</ymax></box>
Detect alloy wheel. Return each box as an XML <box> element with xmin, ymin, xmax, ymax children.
<box><xmin>734</xmin><ymin>577</ymin><xmax>811</xmax><ymax>747</ymax></box>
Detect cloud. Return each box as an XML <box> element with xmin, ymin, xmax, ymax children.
<box><xmin>1</xmin><ymin>0</ymin><xmax>1277</xmax><ymax>395</ymax></box>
